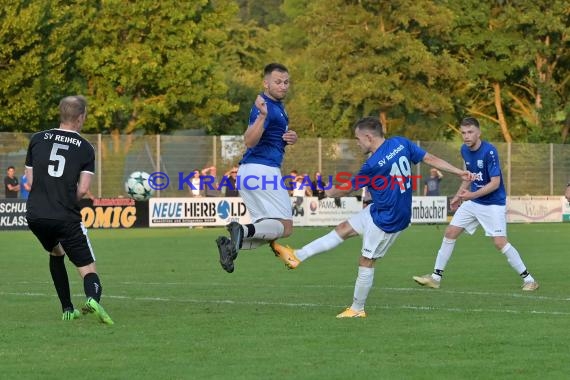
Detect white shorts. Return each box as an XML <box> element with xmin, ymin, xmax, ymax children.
<box><xmin>347</xmin><ymin>205</ymin><xmax>401</xmax><ymax>259</ymax></box>
<box><xmin>237</xmin><ymin>163</ymin><xmax>292</xmax><ymax>223</ymax></box>
<box><xmin>450</xmin><ymin>200</ymin><xmax>507</xmax><ymax>237</ymax></box>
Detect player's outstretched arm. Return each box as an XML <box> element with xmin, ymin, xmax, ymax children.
<box><xmin>422</xmin><ymin>153</ymin><xmax>470</xmax><ymax>180</ymax></box>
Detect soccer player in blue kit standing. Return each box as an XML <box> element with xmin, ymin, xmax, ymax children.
<box><xmin>271</xmin><ymin>116</ymin><xmax>472</xmax><ymax>318</ymax></box>
<box><xmin>216</xmin><ymin>63</ymin><xmax>298</xmax><ymax>273</ymax></box>
<box><xmin>413</xmin><ymin>117</ymin><xmax>539</xmax><ymax>291</ymax></box>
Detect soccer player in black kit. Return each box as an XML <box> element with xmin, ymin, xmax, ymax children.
<box><xmin>25</xmin><ymin>95</ymin><xmax>113</xmax><ymax>324</ymax></box>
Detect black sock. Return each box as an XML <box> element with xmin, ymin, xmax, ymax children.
<box><xmin>245</xmin><ymin>224</ymin><xmax>255</xmax><ymax>238</ymax></box>
<box><xmin>49</xmin><ymin>255</ymin><xmax>73</xmax><ymax>311</ymax></box>
<box><xmin>84</xmin><ymin>272</ymin><xmax>102</xmax><ymax>302</ymax></box>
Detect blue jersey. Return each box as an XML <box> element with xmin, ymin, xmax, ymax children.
<box><xmin>461</xmin><ymin>141</ymin><xmax>506</xmax><ymax>206</ymax></box>
<box><xmin>352</xmin><ymin>137</ymin><xmax>426</xmax><ymax>233</ymax></box>
<box><xmin>240</xmin><ymin>93</ymin><xmax>289</xmax><ymax>168</ymax></box>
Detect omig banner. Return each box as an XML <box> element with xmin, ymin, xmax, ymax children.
<box><xmin>80</xmin><ymin>198</ymin><xmax>149</xmax><ymax>228</ymax></box>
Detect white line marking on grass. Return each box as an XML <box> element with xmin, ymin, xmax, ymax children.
<box><xmin>2</xmin><ymin>291</ymin><xmax>569</xmax><ymax>316</ymax></box>
<box><xmin>382</xmin><ymin>287</ymin><xmax>570</xmax><ymax>302</ymax></box>
<box><xmin>8</xmin><ymin>282</ymin><xmax>570</xmax><ymax>302</ymax></box>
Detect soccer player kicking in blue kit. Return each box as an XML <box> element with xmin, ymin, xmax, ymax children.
<box><xmin>413</xmin><ymin>117</ymin><xmax>539</xmax><ymax>291</ymax></box>
<box><xmin>271</xmin><ymin>117</ymin><xmax>472</xmax><ymax>318</ymax></box>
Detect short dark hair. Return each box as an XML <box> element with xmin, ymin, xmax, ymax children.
<box><xmin>6</xmin><ymin>165</ymin><xmax>15</xmax><ymax>171</ymax></box>
<box><xmin>264</xmin><ymin>63</ymin><xmax>288</xmax><ymax>77</ymax></box>
<box><xmin>353</xmin><ymin>116</ymin><xmax>385</xmax><ymax>137</ymax></box>
<box><xmin>460</xmin><ymin>117</ymin><xmax>480</xmax><ymax>128</ymax></box>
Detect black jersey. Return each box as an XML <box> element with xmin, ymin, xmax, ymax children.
<box><xmin>25</xmin><ymin>128</ymin><xmax>95</xmax><ymax>221</ymax></box>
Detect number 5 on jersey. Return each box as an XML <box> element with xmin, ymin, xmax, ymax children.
<box><xmin>48</xmin><ymin>143</ymin><xmax>69</xmax><ymax>177</ymax></box>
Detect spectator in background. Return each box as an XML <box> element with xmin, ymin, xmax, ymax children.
<box><xmin>291</xmin><ymin>172</ymin><xmax>311</xmax><ymax>216</ymax></box>
<box><xmin>299</xmin><ymin>173</ymin><xmax>313</xmax><ymax>197</ymax></box>
<box><xmin>223</xmin><ymin>167</ymin><xmax>239</xmax><ymax>197</ymax></box>
<box><xmin>565</xmin><ymin>182</ymin><xmax>570</xmax><ymax>203</ymax></box>
<box><xmin>201</xmin><ymin>165</ymin><xmax>220</xmax><ymax>197</ymax></box>
<box><xmin>4</xmin><ymin>165</ymin><xmax>20</xmax><ymax>198</ymax></box>
<box><xmin>20</xmin><ymin>170</ymin><xmax>31</xmax><ymax>199</ymax></box>
<box><xmin>286</xmin><ymin>169</ymin><xmax>299</xmax><ymax>196</ymax></box>
<box><xmin>424</xmin><ymin>168</ymin><xmax>443</xmax><ymax>196</ymax></box>
<box><xmin>189</xmin><ymin>169</ymin><xmax>202</xmax><ymax>197</ymax></box>
<box><xmin>311</xmin><ymin>171</ymin><xmax>327</xmax><ymax>200</ymax></box>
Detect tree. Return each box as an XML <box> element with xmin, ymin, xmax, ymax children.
<box><xmin>0</xmin><ymin>1</ymin><xmax>246</xmax><ymax>135</ymax></box>
<box><xmin>443</xmin><ymin>1</ymin><xmax>521</xmax><ymax>142</ymax></box>
<box><xmin>448</xmin><ymin>0</ymin><xmax>570</xmax><ymax>143</ymax></box>
<box><xmin>210</xmin><ymin>7</ymin><xmax>272</xmax><ymax>135</ymax></box>
<box><xmin>0</xmin><ymin>2</ymin><xmax>87</xmax><ymax>131</ymax></box>
<box><xmin>501</xmin><ymin>0</ymin><xmax>570</xmax><ymax>142</ymax></box>
<box><xmin>281</xmin><ymin>0</ymin><xmax>466</xmax><ymax>139</ymax></box>
<box><xmin>76</xmin><ymin>0</ymin><xmax>240</xmax><ymax>134</ymax></box>
<box><xmin>236</xmin><ymin>0</ymin><xmax>285</xmax><ymax>27</ymax></box>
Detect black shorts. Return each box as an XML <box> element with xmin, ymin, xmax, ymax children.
<box><xmin>27</xmin><ymin>218</ymin><xmax>95</xmax><ymax>267</ymax></box>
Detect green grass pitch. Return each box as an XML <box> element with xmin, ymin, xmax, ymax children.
<box><xmin>1</xmin><ymin>223</ymin><xmax>569</xmax><ymax>379</ymax></box>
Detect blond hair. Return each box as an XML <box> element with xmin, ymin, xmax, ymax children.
<box><xmin>59</xmin><ymin>95</ymin><xmax>87</xmax><ymax>124</ymax></box>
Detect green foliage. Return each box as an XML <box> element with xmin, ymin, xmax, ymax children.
<box><xmin>77</xmin><ymin>0</ymin><xmax>240</xmax><ymax>133</ymax></box>
<box><xmin>0</xmin><ymin>0</ymin><xmax>245</xmax><ymax>133</ymax></box>
<box><xmin>0</xmin><ymin>2</ymin><xmax>82</xmax><ymax>131</ymax></box>
<box><xmin>447</xmin><ymin>0</ymin><xmax>570</xmax><ymax>142</ymax></box>
<box><xmin>236</xmin><ymin>0</ymin><xmax>285</xmax><ymax>27</ymax></box>
<box><xmin>210</xmin><ymin>10</ymin><xmax>271</xmax><ymax>135</ymax></box>
<box><xmin>0</xmin><ymin>0</ymin><xmax>569</xmax><ymax>142</ymax></box>
<box><xmin>282</xmin><ymin>0</ymin><xmax>467</xmax><ymax>138</ymax></box>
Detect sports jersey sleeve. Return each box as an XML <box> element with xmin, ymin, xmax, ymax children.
<box><xmin>248</xmin><ymin>104</ymin><xmax>269</xmax><ymax>130</ymax></box>
<box><xmin>406</xmin><ymin>139</ymin><xmax>427</xmax><ymax>164</ymax></box>
<box><xmin>25</xmin><ymin>133</ymin><xmax>38</xmax><ymax>168</ymax></box>
<box><xmin>81</xmin><ymin>144</ymin><xmax>96</xmax><ymax>174</ymax></box>
<box><xmin>248</xmin><ymin>106</ymin><xmax>261</xmax><ymax>127</ymax></box>
<box><xmin>485</xmin><ymin>148</ymin><xmax>501</xmax><ymax>178</ymax></box>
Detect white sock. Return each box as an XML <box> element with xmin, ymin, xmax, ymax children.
<box><xmin>350</xmin><ymin>266</ymin><xmax>375</xmax><ymax>311</ymax></box>
<box><xmin>501</xmin><ymin>243</ymin><xmax>534</xmax><ymax>282</ymax></box>
<box><xmin>241</xmin><ymin>239</ymin><xmax>267</xmax><ymax>250</ymax></box>
<box><xmin>432</xmin><ymin>238</ymin><xmax>456</xmax><ymax>281</ymax></box>
<box><xmin>251</xmin><ymin>219</ymin><xmax>284</xmax><ymax>240</ymax></box>
<box><xmin>295</xmin><ymin>230</ymin><xmax>344</xmax><ymax>262</ymax></box>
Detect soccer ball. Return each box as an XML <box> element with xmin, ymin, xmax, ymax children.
<box><xmin>125</xmin><ymin>171</ymin><xmax>154</xmax><ymax>201</ymax></box>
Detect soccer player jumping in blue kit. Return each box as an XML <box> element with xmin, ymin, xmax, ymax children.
<box><xmin>271</xmin><ymin>116</ymin><xmax>472</xmax><ymax>318</ymax></box>
<box><xmin>413</xmin><ymin>117</ymin><xmax>539</xmax><ymax>292</ymax></box>
<box><xmin>216</xmin><ymin>63</ymin><xmax>298</xmax><ymax>273</ymax></box>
